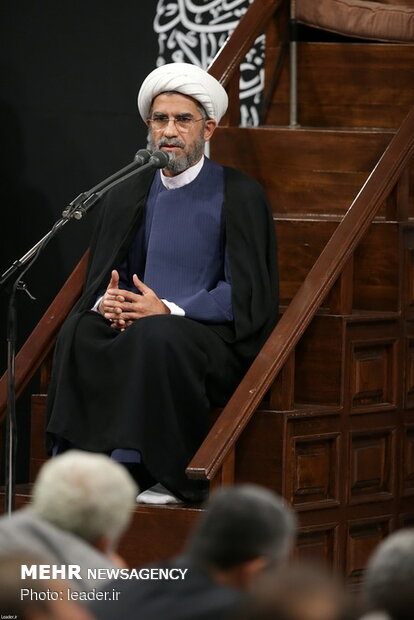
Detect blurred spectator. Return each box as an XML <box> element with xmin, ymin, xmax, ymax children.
<box><xmin>0</xmin><ymin>553</ymin><xmax>93</xmax><ymax>619</ymax></box>
<box><xmin>0</xmin><ymin>450</ymin><xmax>137</xmax><ymax>590</ymax></box>
<box><xmin>231</xmin><ymin>561</ymin><xmax>347</xmax><ymax>620</ymax></box>
<box><xmin>90</xmin><ymin>483</ymin><xmax>297</xmax><ymax>620</ymax></box>
<box><xmin>361</xmin><ymin>529</ymin><xmax>414</xmax><ymax>620</ymax></box>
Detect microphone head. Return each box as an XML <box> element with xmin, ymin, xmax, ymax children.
<box><xmin>149</xmin><ymin>149</ymin><xmax>170</xmax><ymax>169</ymax></box>
<box><xmin>134</xmin><ymin>149</ymin><xmax>151</xmax><ymax>165</ymax></box>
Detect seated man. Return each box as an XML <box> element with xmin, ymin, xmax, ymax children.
<box><xmin>361</xmin><ymin>528</ymin><xmax>414</xmax><ymax>620</ymax></box>
<box><xmin>89</xmin><ymin>484</ymin><xmax>296</xmax><ymax>620</ymax></box>
<box><xmin>233</xmin><ymin>561</ymin><xmax>347</xmax><ymax>620</ymax></box>
<box><xmin>0</xmin><ymin>451</ymin><xmax>137</xmax><ymax>591</ymax></box>
<box><xmin>46</xmin><ymin>63</ymin><xmax>278</xmax><ymax>503</ymax></box>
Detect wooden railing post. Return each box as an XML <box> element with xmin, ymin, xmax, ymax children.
<box><xmin>385</xmin><ymin>165</ymin><xmax>410</xmax><ymax>221</ymax></box>
<box><xmin>220</xmin><ymin>447</ymin><xmax>236</xmax><ymax>485</ymax></box>
<box><xmin>269</xmin><ymin>351</ymin><xmax>295</xmax><ymax>410</ymax></box>
<box><xmin>221</xmin><ymin>68</ymin><xmax>241</xmax><ymax>127</ymax></box>
<box><xmin>328</xmin><ymin>257</ymin><xmax>354</xmax><ymax>315</ymax></box>
<box><xmin>263</xmin><ymin>0</ymin><xmax>290</xmax><ymax>124</ymax></box>
<box><xmin>208</xmin><ymin>0</ymin><xmax>281</xmax><ymax>86</ymax></box>
<box><xmin>209</xmin><ymin>447</ymin><xmax>236</xmax><ymax>492</ymax></box>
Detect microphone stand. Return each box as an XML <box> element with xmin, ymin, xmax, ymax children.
<box><xmin>0</xmin><ymin>149</ymin><xmax>167</xmax><ymax>515</ymax></box>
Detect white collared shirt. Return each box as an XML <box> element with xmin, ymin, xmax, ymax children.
<box><xmin>160</xmin><ymin>155</ymin><xmax>204</xmax><ymax>190</ymax></box>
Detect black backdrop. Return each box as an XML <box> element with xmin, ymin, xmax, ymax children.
<box><xmin>0</xmin><ymin>1</ymin><xmax>158</xmax><ymax>478</ymax></box>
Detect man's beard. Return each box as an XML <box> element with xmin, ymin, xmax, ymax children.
<box><xmin>148</xmin><ymin>130</ymin><xmax>205</xmax><ymax>175</ymax></box>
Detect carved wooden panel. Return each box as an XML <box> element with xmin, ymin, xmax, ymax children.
<box><xmin>296</xmin><ymin>524</ymin><xmax>339</xmax><ymax>569</ymax></box>
<box><xmin>349</xmin><ymin>429</ymin><xmax>395</xmax><ymax>504</ymax></box>
<box><xmin>346</xmin><ymin>517</ymin><xmax>392</xmax><ymax>585</ymax></box>
<box><xmin>349</xmin><ymin>340</ymin><xmax>397</xmax><ymax>411</ymax></box>
<box><xmin>287</xmin><ymin>432</ymin><xmax>340</xmax><ymax>509</ymax></box>
<box><xmin>402</xmin><ymin>425</ymin><xmax>414</xmax><ymax>497</ymax></box>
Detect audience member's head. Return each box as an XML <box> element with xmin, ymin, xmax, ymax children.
<box><xmin>185</xmin><ymin>483</ymin><xmax>296</xmax><ymax>589</ymax></box>
<box><xmin>233</xmin><ymin>561</ymin><xmax>346</xmax><ymax>620</ymax></box>
<box><xmin>31</xmin><ymin>450</ymin><xmax>137</xmax><ymax>553</ymax></box>
<box><xmin>362</xmin><ymin>528</ymin><xmax>414</xmax><ymax>620</ymax></box>
<box><xmin>0</xmin><ymin>553</ymin><xmax>93</xmax><ymax>620</ymax></box>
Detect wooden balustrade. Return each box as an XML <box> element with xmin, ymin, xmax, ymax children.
<box><xmin>186</xmin><ymin>105</ymin><xmax>414</xmax><ymax>483</ymax></box>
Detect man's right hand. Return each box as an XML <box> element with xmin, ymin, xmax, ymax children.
<box><xmin>98</xmin><ymin>270</ymin><xmax>131</xmax><ymax>331</ymax></box>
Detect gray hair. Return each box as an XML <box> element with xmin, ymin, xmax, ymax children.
<box><xmin>186</xmin><ymin>484</ymin><xmax>296</xmax><ymax>570</ymax></box>
<box><xmin>31</xmin><ymin>450</ymin><xmax>137</xmax><ymax>548</ymax></box>
<box><xmin>363</xmin><ymin>529</ymin><xmax>414</xmax><ymax>620</ymax></box>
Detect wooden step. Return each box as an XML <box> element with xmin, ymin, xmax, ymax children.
<box><xmin>119</xmin><ymin>504</ymin><xmax>203</xmax><ymax>567</ymax></box>
<box><xmin>265</xmin><ymin>42</ymin><xmax>414</xmax><ymax>128</ymax></box>
<box><xmin>277</xmin><ymin>218</ymin><xmax>411</xmax><ymax>311</ymax></box>
<box><xmin>0</xmin><ymin>485</ymin><xmax>203</xmax><ymax>567</ymax></box>
<box><xmin>211</xmin><ymin>126</ymin><xmax>410</xmax><ymax>218</ymax></box>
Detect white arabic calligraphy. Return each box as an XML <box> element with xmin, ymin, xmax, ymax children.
<box><xmin>153</xmin><ymin>0</ymin><xmax>264</xmax><ymax>126</ymax></box>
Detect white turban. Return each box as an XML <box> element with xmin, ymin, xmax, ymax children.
<box><xmin>137</xmin><ymin>63</ymin><xmax>228</xmax><ymax>123</ymax></box>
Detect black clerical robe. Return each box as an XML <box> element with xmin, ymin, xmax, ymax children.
<box><xmin>46</xmin><ymin>164</ymin><xmax>278</xmax><ymax>501</ymax></box>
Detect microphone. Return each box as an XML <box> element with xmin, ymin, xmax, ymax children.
<box><xmin>134</xmin><ymin>149</ymin><xmax>151</xmax><ymax>165</ymax></box>
<box><xmin>149</xmin><ymin>149</ymin><xmax>170</xmax><ymax>168</ymax></box>
<box><xmin>63</xmin><ymin>149</ymin><xmax>170</xmax><ymax>220</ymax></box>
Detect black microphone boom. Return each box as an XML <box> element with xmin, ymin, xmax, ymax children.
<box><xmin>64</xmin><ymin>149</ymin><xmax>169</xmax><ymax>219</ymax></box>
<box><xmin>62</xmin><ymin>148</ymin><xmax>152</xmax><ymax>218</ymax></box>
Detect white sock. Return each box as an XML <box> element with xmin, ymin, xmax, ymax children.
<box><xmin>136</xmin><ymin>483</ymin><xmax>183</xmax><ymax>505</ymax></box>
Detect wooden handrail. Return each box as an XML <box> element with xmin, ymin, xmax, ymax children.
<box><xmin>0</xmin><ymin>254</ymin><xmax>88</xmax><ymax>422</ymax></box>
<box><xmin>208</xmin><ymin>0</ymin><xmax>281</xmax><ymax>85</ymax></box>
<box><xmin>186</xmin><ymin>104</ymin><xmax>414</xmax><ymax>481</ymax></box>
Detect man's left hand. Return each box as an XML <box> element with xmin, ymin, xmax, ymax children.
<box><xmin>104</xmin><ymin>274</ymin><xmax>170</xmax><ymax>327</ymax></box>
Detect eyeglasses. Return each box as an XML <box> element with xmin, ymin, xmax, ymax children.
<box><xmin>147</xmin><ymin>114</ymin><xmax>204</xmax><ymax>133</ymax></box>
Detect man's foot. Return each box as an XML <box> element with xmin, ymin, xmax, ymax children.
<box><xmin>136</xmin><ymin>483</ymin><xmax>183</xmax><ymax>505</ymax></box>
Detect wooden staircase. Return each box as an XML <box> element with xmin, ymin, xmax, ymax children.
<box><xmin>2</xmin><ymin>0</ymin><xmax>414</xmax><ymax>579</ymax></box>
